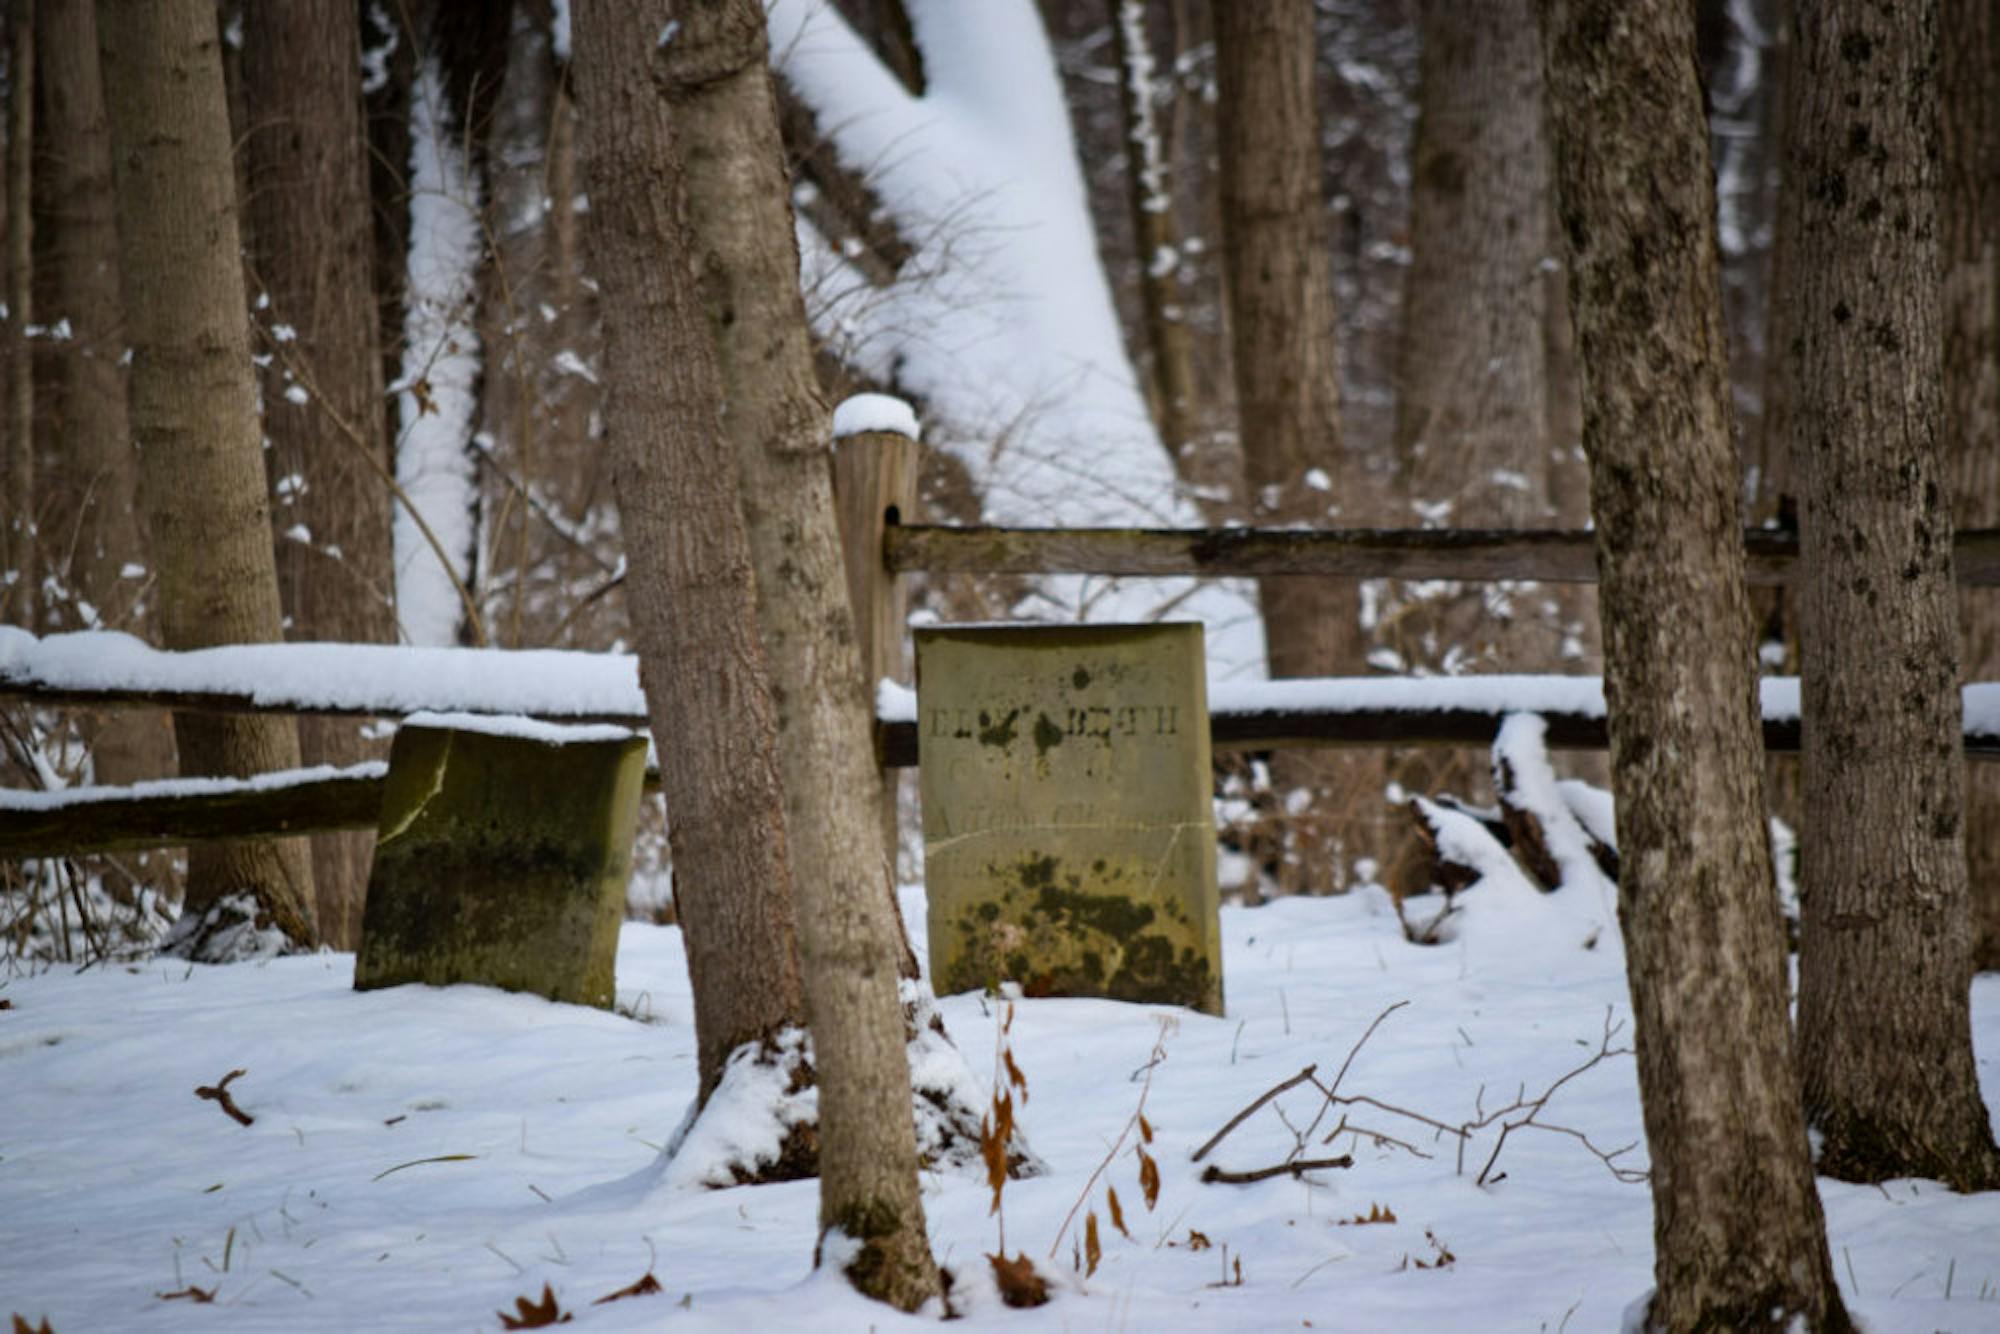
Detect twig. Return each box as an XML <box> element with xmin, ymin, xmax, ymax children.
<box><xmin>1189</xmin><ymin>1064</ymin><xmax>1317</xmax><ymax>1163</ymax></box>
<box><xmin>195</xmin><ymin>1069</ymin><xmax>255</xmax><ymax>1127</ymax></box>
<box><xmin>1048</xmin><ymin>1019</ymin><xmax>1171</xmax><ymax>1259</ymax></box>
<box><xmin>1299</xmin><ymin>999</ymin><xmax>1409</xmax><ymax>1144</ymax></box>
<box><xmin>1199</xmin><ymin>1155</ymin><xmax>1352</xmax><ymax>1185</ymax></box>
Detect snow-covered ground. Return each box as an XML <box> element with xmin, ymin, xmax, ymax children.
<box><xmin>4</xmin><ymin>883</ymin><xmax>1996</xmax><ymax>1331</ymax></box>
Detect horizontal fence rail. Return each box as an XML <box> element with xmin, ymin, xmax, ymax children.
<box><xmin>885</xmin><ymin>524</ymin><xmax>2000</xmax><ymax>585</ymax></box>
<box><xmin>12</xmin><ymin>675</ymin><xmax>2000</xmax><ymax>858</ymax></box>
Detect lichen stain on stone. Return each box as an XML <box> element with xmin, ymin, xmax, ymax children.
<box><xmin>977</xmin><ymin>707</ymin><xmax>1020</xmax><ymax>748</ymax></box>
<box><xmin>942</xmin><ymin>851</ymin><xmax>1211</xmax><ymax>1008</ymax></box>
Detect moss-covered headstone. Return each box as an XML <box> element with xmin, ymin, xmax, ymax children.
<box><xmin>916</xmin><ymin>623</ymin><xmax>1222</xmax><ymax>1014</ymax></box>
<box><xmin>353</xmin><ymin>713</ymin><xmax>646</xmax><ymax>1008</ymax></box>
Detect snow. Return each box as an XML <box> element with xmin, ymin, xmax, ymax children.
<box><xmin>769</xmin><ymin>1</ymin><xmax>1260</xmax><ymax>672</ymax></box>
<box><xmin>394</xmin><ymin>58</ymin><xmax>486</xmax><ymax>648</ymax></box>
<box><xmin>401</xmin><ymin>712</ymin><xmax>637</xmax><ymax>747</ymax></box>
<box><xmin>4</xmin><ymin>884</ymin><xmax>1995</xmax><ymax>1330</ymax></box>
<box><xmin>0</xmin><ymin>762</ymin><xmax>387</xmax><ymax>812</ymax></box>
<box><xmin>832</xmin><ymin>392</ymin><xmax>921</xmax><ymax>441</ymax></box>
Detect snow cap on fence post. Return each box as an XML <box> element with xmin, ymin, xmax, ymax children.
<box><xmin>832</xmin><ymin>392</ymin><xmax>921</xmax><ymax>442</ymax></box>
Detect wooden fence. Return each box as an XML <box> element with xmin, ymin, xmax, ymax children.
<box><xmin>8</xmin><ymin>427</ymin><xmax>2000</xmax><ymax>861</ymax></box>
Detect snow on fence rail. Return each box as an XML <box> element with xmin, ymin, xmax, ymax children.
<box><xmin>10</xmin><ymin>628</ymin><xmax>2000</xmax><ymax>858</ymax></box>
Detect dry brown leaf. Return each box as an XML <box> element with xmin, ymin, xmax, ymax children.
<box><xmin>1105</xmin><ymin>1185</ymin><xmax>1131</xmax><ymax>1239</ymax></box>
<box><xmin>591</xmin><ymin>1272</ymin><xmax>662</xmax><ymax>1305</ymax></box>
<box><xmin>1003</xmin><ymin>1047</ymin><xmax>1028</xmax><ymax>1101</ymax></box>
<box><xmin>12</xmin><ymin>1316</ymin><xmax>53</xmax><ymax>1334</ymax></box>
<box><xmin>1084</xmin><ymin>1210</ymin><xmax>1103</xmax><ymax>1277</ymax></box>
<box><xmin>988</xmin><ymin>1252</ymin><xmax>1049</xmax><ymax>1308</ymax></box>
<box><xmin>497</xmin><ymin>1283</ymin><xmax>572</xmax><ymax>1328</ymax></box>
<box><xmin>1137</xmin><ymin>1145</ymin><xmax>1161</xmax><ymax>1210</ymax></box>
<box><xmin>1138</xmin><ymin>1113</ymin><xmax>1153</xmax><ymax>1144</ymax></box>
<box><xmin>979</xmin><ymin>1110</ymin><xmax>1009</xmax><ymax>1213</ymax></box>
<box><xmin>1339</xmin><ymin>1203</ymin><xmax>1397</xmax><ymax>1226</ymax></box>
<box><xmin>1184</xmin><ymin>1228</ymin><xmax>1212</xmax><ymax>1251</ymax></box>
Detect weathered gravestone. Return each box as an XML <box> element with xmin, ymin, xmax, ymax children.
<box><xmin>916</xmin><ymin>623</ymin><xmax>1223</xmax><ymax>1014</ymax></box>
<box><xmin>353</xmin><ymin>713</ymin><xmax>646</xmax><ymax>1008</ymax></box>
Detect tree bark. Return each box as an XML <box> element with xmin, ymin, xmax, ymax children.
<box><xmin>1941</xmin><ymin>0</ymin><xmax>2000</xmax><ymax>973</ymax></box>
<box><xmin>657</xmin><ymin>0</ymin><xmax>941</xmax><ymax>1310</ymax></box>
<box><xmin>242</xmin><ymin>0</ymin><xmax>396</xmax><ymax>950</ymax></box>
<box><xmin>571</xmin><ymin>1</ymin><xmax>806</xmax><ymax>1112</ymax></box>
<box><xmin>1212</xmin><ymin>0</ymin><xmax>1368</xmax><ymax>896</ymax></box>
<box><xmin>4</xmin><ymin>0</ymin><xmax>32</xmax><ymax>631</ymax></box>
<box><xmin>98</xmin><ymin>0</ymin><xmax>318</xmax><ymax>956</ymax></box>
<box><xmin>1385</xmin><ymin>0</ymin><xmax>1565</xmax><ymax>887</ymax></box>
<box><xmin>36</xmin><ymin>0</ymin><xmax>177</xmax><ymax>816</ymax></box>
<box><xmin>1542</xmin><ymin>2</ymin><xmax>1850</xmax><ymax>1328</ymax></box>
<box><xmin>1110</xmin><ymin>0</ymin><xmax>1201</xmax><ymax>479</ymax></box>
<box><xmin>1788</xmin><ymin>0</ymin><xmax>2000</xmax><ymax>1190</ymax></box>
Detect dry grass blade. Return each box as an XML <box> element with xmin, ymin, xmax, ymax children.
<box><xmin>154</xmin><ymin>1287</ymin><xmax>215</xmax><ymax>1304</ymax></box>
<box><xmin>371</xmin><ymin>1153</ymin><xmax>478</xmax><ymax>1182</ymax></box>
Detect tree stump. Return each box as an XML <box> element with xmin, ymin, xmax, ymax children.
<box><xmin>353</xmin><ymin>715</ymin><xmax>646</xmax><ymax>1008</ymax></box>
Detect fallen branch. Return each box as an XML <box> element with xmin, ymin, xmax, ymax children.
<box><xmin>1199</xmin><ymin>1155</ymin><xmax>1352</xmax><ymax>1185</ymax></box>
<box><xmin>194</xmin><ymin>1069</ymin><xmax>253</xmax><ymax>1127</ymax></box>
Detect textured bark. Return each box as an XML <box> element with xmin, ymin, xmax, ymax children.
<box><xmin>242</xmin><ymin>0</ymin><xmax>395</xmax><ymax>949</ymax></box>
<box><xmin>1213</xmin><ymin>0</ymin><xmax>1368</xmax><ymax>895</ymax></box>
<box><xmin>1788</xmin><ymin>0</ymin><xmax>2000</xmax><ymax>1190</ymax></box>
<box><xmin>1397</xmin><ymin>0</ymin><xmax>1552</xmax><ymax>533</ymax></box>
<box><xmin>36</xmin><ymin>0</ymin><xmax>176</xmax><ymax>808</ymax></box>
<box><xmin>98</xmin><ymin>0</ymin><xmax>318</xmax><ymax>953</ymax></box>
<box><xmin>570</xmin><ymin>3</ymin><xmax>805</xmax><ymax>1111</ymax></box>
<box><xmin>1941</xmin><ymin>0</ymin><xmax>2000</xmax><ymax>972</ymax></box>
<box><xmin>661</xmin><ymin>0</ymin><xmax>941</xmax><ymax>1310</ymax></box>
<box><xmin>4</xmin><ymin>0</ymin><xmax>32</xmax><ymax>630</ymax></box>
<box><xmin>1386</xmin><ymin>0</ymin><xmax>1563</xmax><ymax>873</ymax></box>
<box><xmin>1110</xmin><ymin>0</ymin><xmax>1200</xmax><ymax>473</ymax></box>
<box><xmin>1542</xmin><ymin>2</ymin><xmax>1850</xmax><ymax>1328</ymax></box>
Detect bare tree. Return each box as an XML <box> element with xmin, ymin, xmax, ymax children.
<box><xmin>3</xmin><ymin>0</ymin><xmax>32</xmax><ymax>630</ymax></box>
<box><xmin>642</xmin><ymin>0</ymin><xmax>944</xmax><ymax>1309</ymax></box>
<box><xmin>1212</xmin><ymin>0</ymin><xmax>1369</xmax><ymax>895</ymax></box>
<box><xmin>1940</xmin><ymin>0</ymin><xmax>2000</xmax><ymax>973</ymax></box>
<box><xmin>1542</xmin><ymin>1</ymin><xmax>1851</xmax><ymax>1326</ymax></box>
<box><xmin>1787</xmin><ymin>0</ymin><xmax>2000</xmax><ymax>1190</ymax></box>
<box><xmin>1110</xmin><ymin>0</ymin><xmax>1201</xmax><ymax>475</ymax></box>
<box><xmin>242</xmin><ymin>0</ymin><xmax>396</xmax><ymax>949</ymax></box>
<box><xmin>98</xmin><ymin>0</ymin><xmax>318</xmax><ymax>956</ymax></box>
<box><xmin>37</xmin><ymin>0</ymin><xmax>176</xmax><ymax>813</ymax></box>
<box><xmin>572</xmin><ymin>5</ymin><xmax>940</xmax><ymax>1311</ymax></box>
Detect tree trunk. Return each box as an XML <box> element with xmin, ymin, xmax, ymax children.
<box><xmin>98</xmin><ymin>0</ymin><xmax>318</xmax><ymax>957</ymax></box>
<box><xmin>242</xmin><ymin>0</ymin><xmax>396</xmax><ymax>950</ymax></box>
<box><xmin>1212</xmin><ymin>0</ymin><xmax>1368</xmax><ymax>896</ymax></box>
<box><xmin>4</xmin><ymin>0</ymin><xmax>32</xmax><ymax>631</ymax></box>
<box><xmin>1110</xmin><ymin>0</ymin><xmax>1201</xmax><ymax>483</ymax></box>
<box><xmin>1941</xmin><ymin>0</ymin><xmax>2000</xmax><ymax>973</ymax></box>
<box><xmin>1788</xmin><ymin>0</ymin><xmax>2000</xmax><ymax>1190</ymax></box>
<box><xmin>657</xmin><ymin>0</ymin><xmax>941</xmax><ymax>1310</ymax></box>
<box><xmin>1542</xmin><ymin>2</ymin><xmax>1850</xmax><ymax>1328</ymax></box>
<box><xmin>36</xmin><ymin>0</ymin><xmax>177</xmax><ymax>814</ymax></box>
<box><xmin>571</xmin><ymin>5</ymin><xmax>806</xmax><ymax>1112</ymax></box>
<box><xmin>1384</xmin><ymin>0</ymin><xmax>1564</xmax><ymax>886</ymax></box>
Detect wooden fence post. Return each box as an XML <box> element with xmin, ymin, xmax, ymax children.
<box><xmin>832</xmin><ymin>399</ymin><xmax>922</xmax><ymax>859</ymax></box>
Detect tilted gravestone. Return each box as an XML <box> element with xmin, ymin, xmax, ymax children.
<box><xmin>353</xmin><ymin>713</ymin><xmax>646</xmax><ymax>1009</ymax></box>
<box><xmin>916</xmin><ymin>623</ymin><xmax>1223</xmax><ymax>1014</ymax></box>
